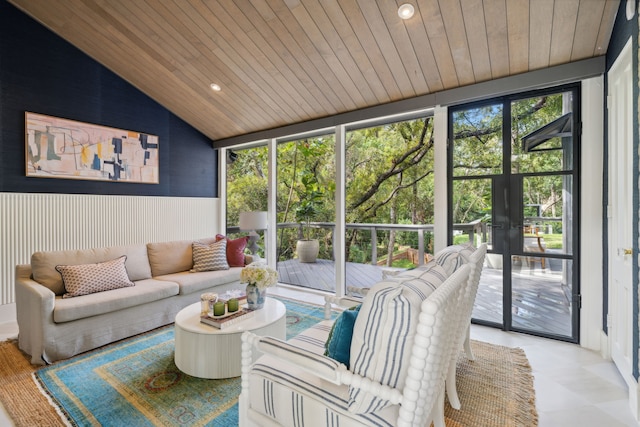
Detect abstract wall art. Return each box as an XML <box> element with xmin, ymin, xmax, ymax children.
<box><xmin>25</xmin><ymin>112</ymin><xmax>159</xmax><ymax>183</ymax></box>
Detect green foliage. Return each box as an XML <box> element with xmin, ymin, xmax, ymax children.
<box><xmin>392</xmin><ymin>259</ymin><xmax>416</xmax><ymax>269</ymax></box>
<box><xmin>294</xmin><ymin>177</ymin><xmax>324</xmax><ymax>241</ymax></box>
<box><xmin>276</xmin><ymin>136</ymin><xmax>335</xmax><ymax>260</ymax></box>
<box><xmin>226</xmin><ymin>92</ymin><xmax>572</xmax><ymax>267</ymax></box>
<box><xmin>225</xmin><ymin>146</ymin><xmax>268</xmax><ymax>225</ymax></box>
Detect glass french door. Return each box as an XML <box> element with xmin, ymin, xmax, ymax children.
<box><xmin>449</xmin><ymin>84</ymin><xmax>580</xmax><ymax>342</ymax></box>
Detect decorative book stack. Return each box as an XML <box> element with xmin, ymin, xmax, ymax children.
<box><xmin>200</xmin><ymin>307</ymin><xmax>254</xmax><ymax>329</ymax></box>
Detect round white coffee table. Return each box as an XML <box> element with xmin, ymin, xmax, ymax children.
<box><xmin>174</xmin><ymin>297</ymin><xmax>286</xmax><ymax>379</ymax></box>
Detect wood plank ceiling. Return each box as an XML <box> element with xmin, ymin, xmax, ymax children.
<box><xmin>9</xmin><ymin>0</ymin><xmax>619</xmax><ymax>143</ymax></box>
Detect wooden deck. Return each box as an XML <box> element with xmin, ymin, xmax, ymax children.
<box><xmin>276</xmin><ymin>258</ymin><xmax>572</xmax><ymax>337</ymax></box>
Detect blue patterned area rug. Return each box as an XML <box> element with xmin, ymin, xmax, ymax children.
<box><xmin>35</xmin><ymin>297</ymin><xmax>333</xmax><ymax>427</ymax></box>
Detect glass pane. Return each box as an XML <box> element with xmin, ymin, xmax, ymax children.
<box><xmin>345</xmin><ymin>117</ymin><xmax>435</xmax><ymax>296</ymax></box>
<box><xmin>451</xmin><ymin>178</ymin><xmax>492</xmax><ymax>248</ymax></box>
<box><xmin>454</xmin><ymin>177</ymin><xmax>502</xmax><ymax>326</ymax></box>
<box><xmin>512</xmin><ymin>257</ymin><xmax>573</xmax><ymax>337</ymax></box>
<box><xmin>473</xmin><ymin>254</ymin><xmax>504</xmax><ymax>325</ymax></box>
<box><xmin>522</xmin><ymin>175</ymin><xmax>572</xmax><ymax>256</ymax></box>
<box><xmin>276</xmin><ymin>134</ymin><xmax>335</xmax><ymax>291</ymax></box>
<box><xmin>225</xmin><ymin>145</ymin><xmax>268</xmax><ymax>256</ymax></box>
<box><xmin>511</xmin><ymin>92</ymin><xmax>573</xmax><ymax>173</ymax></box>
<box><xmin>452</xmin><ymin>104</ymin><xmax>503</xmax><ymax>177</ymax></box>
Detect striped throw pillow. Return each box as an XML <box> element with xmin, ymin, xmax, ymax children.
<box><xmin>191</xmin><ymin>239</ymin><xmax>229</xmax><ymax>272</ymax></box>
<box><xmin>348</xmin><ymin>264</ymin><xmax>449</xmax><ymax>414</ymax></box>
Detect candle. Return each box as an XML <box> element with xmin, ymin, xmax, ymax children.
<box><xmin>213</xmin><ymin>301</ymin><xmax>225</xmax><ymax>316</ymax></box>
<box><xmin>227</xmin><ymin>298</ymin><xmax>239</xmax><ymax>312</ymax></box>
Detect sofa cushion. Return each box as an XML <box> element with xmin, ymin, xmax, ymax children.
<box><xmin>146</xmin><ymin>237</ymin><xmax>217</xmax><ymax>276</ymax></box>
<box><xmin>153</xmin><ymin>267</ymin><xmax>243</xmax><ymax>296</ymax></box>
<box><xmin>31</xmin><ymin>244</ymin><xmax>151</xmax><ymax>295</ymax></box>
<box><xmin>56</xmin><ymin>256</ymin><xmax>135</xmax><ymax>298</ymax></box>
<box><xmin>348</xmin><ymin>264</ymin><xmax>449</xmax><ymax>414</ymax></box>
<box><xmin>324</xmin><ymin>305</ymin><xmax>360</xmax><ymax>368</ymax></box>
<box><xmin>216</xmin><ymin>234</ymin><xmax>249</xmax><ymax>267</ymax></box>
<box><xmin>147</xmin><ymin>239</ymin><xmax>194</xmax><ymax>276</ymax></box>
<box><xmin>53</xmin><ymin>278</ymin><xmax>179</xmax><ymax>323</ymax></box>
<box><xmin>191</xmin><ymin>240</ymin><xmax>229</xmax><ymax>272</ymax></box>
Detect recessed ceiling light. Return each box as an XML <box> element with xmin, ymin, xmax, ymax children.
<box><xmin>398</xmin><ymin>4</ymin><xmax>414</xmax><ymax>20</ymax></box>
<box><xmin>210</xmin><ymin>83</ymin><xmax>221</xmax><ymax>92</ymax></box>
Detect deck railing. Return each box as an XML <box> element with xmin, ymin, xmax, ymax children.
<box><xmin>228</xmin><ymin>219</ymin><xmax>485</xmax><ymax>266</ymax></box>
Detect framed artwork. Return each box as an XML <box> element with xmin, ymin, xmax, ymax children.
<box><xmin>25</xmin><ymin>112</ymin><xmax>159</xmax><ymax>183</ymax></box>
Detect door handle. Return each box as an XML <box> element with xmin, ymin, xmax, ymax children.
<box><xmin>619</xmin><ymin>248</ymin><xmax>633</xmax><ymax>256</ymax></box>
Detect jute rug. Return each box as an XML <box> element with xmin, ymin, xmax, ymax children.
<box><xmin>0</xmin><ymin>300</ymin><xmax>537</xmax><ymax>426</ymax></box>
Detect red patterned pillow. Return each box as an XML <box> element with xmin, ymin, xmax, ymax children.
<box><xmin>216</xmin><ymin>234</ymin><xmax>249</xmax><ymax>267</ymax></box>
<box><xmin>56</xmin><ymin>256</ymin><xmax>134</xmax><ymax>298</ymax></box>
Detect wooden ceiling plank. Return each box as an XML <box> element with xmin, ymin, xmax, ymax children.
<box><xmin>200</xmin><ymin>1</ymin><xmax>340</xmax><ymax>117</ymax></box>
<box><xmin>594</xmin><ymin>0</ymin><xmax>621</xmax><ymax>56</ymax></box>
<box><xmin>460</xmin><ymin>0</ymin><xmax>492</xmax><ymax>82</ymax></box>
<box><xmin>438</xmin><ymin>0</ymin><xmax>475</xmax><ymax>86</ymax></box>
<box><xmin>375</xmin><ymin>1</ymin><xmax>430</xmax><ymax>94</ymax></box>
<box><xmin>233</xmin><ymin>0</ymin><xmax>358</xmax><ymax>111</ymax></box>
<box><xmin>131</xmin><ymin>0</ymin><xmax>289</xmax><ymax>128</ymax></box>
<box><xmin>263</xmin><ymin>0</ymin><xmax>369</xmax><ymax>108</ymax></box>
<box><xmin>184</xmin><ymin>1</ymin><xmax>319</xmax><ymax>123</ymax></box>
<box><xmin>355</xmin><ymin>0</ymin><xmax>417</xmax><ymax>98</ymax></box>
<box><xmin>505</xmin><ymin>0</ymin><xmax>529</xmax><ymax>75</ymax></box>
<box><xmin>483</xmin><ymin>0</ymin><xmax>510</xmax><ymax>79</ymax></box>
<box><xmin>320</xmin><ymin>0</ymin><xmax>393</xmax><ymax>103</ymax></box>
<box><xmin>272</xmin><ymin>0</ymin><xmax>372</xmax><ymax>107</ymax></box>
<box><xmin>110</xmin><ymin>0</ymin><xmax>269</xmax><ymax>130</ymax></box>
<box><xmin>401</xmin><ymin>4</ymin><xmax>444</xmax><ymax>93</ymax></box>
<box><xmin>168</xmin><ymin>1</ymin><xmax>302</xmax><ymax>125</ymax></box>
<box><xmin>181</xmin><ymin>4</ymin><xmax>297</xmax><ymax>123</ymax></box>
<box><xmin>529</xmin><ymin>0</ymin><xmax>554</xmax><ymax>69</ymax></box>
<box><xmin>241</xmin><ymin>0</ymin><xmax>355</xmax><ymax>110</ymax></box>
<box><xmin>336</xmin><ymin>0</ymin><xmax>405</xmax><ymax>100</ymax></box>
<box><xmin>571</xmin><ymin>0</ymin><xmax>607</xmax><ymax>60</ymax></box>
<box><xmin>215</xmin><ymin>0</ymin><xmax>347</xmax><ymax>113</ymax></box>
<box><xmin>416</xmin><ymin>0</ymin><xmax>459</xmax><ymax>89</ymax></box>
<box><xmin>296</xmin><ymin>0</ymin><xmax>387</xmax><ymax>105</ymax></box>
<box><xmin>549</xmin><ymin>0</ymin><xmax>579</xmax><ymax>66</ymax></box>
<box><xmin>56</xmin><ymin>2</ymin><xmax>243</xmax><ymax>137</ymax></box>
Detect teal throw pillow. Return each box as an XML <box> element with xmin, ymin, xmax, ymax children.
<box><xmin>324</xmin><ymin>305</ymin><xmax>361</xmax><ymax>368</ymax></box>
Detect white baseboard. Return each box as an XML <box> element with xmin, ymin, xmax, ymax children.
<box><xmin>600</xmin><ymin>329</ymin><xmax>611</xmax><ymax>360</ymax></box>
<box><xmin>0</xmin><ymin>303</ymin><xmax>16</xmax><ymax>325</ymax></box>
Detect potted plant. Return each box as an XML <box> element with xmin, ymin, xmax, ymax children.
<box><xmin>295</xmin><ymin>186</ymin><xmax>323</xmax><ymax>263</ymax></box>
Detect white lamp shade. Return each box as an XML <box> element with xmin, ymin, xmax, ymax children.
<box><xmin>239</xmin><ymin>211</ymin><xmax>268</xmax><ymax>231</ymax></box>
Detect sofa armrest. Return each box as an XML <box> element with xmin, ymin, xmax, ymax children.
<box><xmin>240</xmin><ymin>332</ymin><xmax>403</xmax><ymax>404</ymax></box>
<box><xmin>15</xmin><ymin>264</ymin><xmax>56</xmax><ymax>364</ymax></box>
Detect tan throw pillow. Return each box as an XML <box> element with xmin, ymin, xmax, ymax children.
<box><xmin>191</xmin><ymin>240</ymin><xmax>229</xmax><ymax>272</ymax></box>
<box><xmin>56</xmin><ymin>256</ymin><xmax>135</xmax><ymax>298</ymax></box>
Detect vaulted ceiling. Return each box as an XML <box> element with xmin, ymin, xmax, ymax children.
<box><xmin>9</xmin><ymin>0</ymin><xmax>619</xmax><ymax>143</ymax></box>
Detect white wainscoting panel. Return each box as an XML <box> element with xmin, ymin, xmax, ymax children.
<box><xmin>0</xmin><ymin>193</ymin><xmax>220</xmax><ymax>305</ymax></box>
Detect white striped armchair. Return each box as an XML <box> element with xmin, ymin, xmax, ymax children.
<box><xmin>240</xmin><ymin>253</ymin><xmax>478</xmax><ymax>426</ymax></box>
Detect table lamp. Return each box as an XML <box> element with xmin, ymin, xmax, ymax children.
<box><xmin>239</xmin><ymin>211</ymin><xmax>268</xmax><ymax>261</ymax></box>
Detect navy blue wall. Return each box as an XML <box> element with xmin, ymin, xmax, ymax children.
<box><xmin>0</xmin><ymin>1</ymin><xmax>217</xmax><ymax>197</ymax></box>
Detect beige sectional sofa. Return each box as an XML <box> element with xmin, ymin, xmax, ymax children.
<box><xmin>15</xmin><ymin>237</ymin><xmax>248</xmax><ymax>364</ymax></box>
